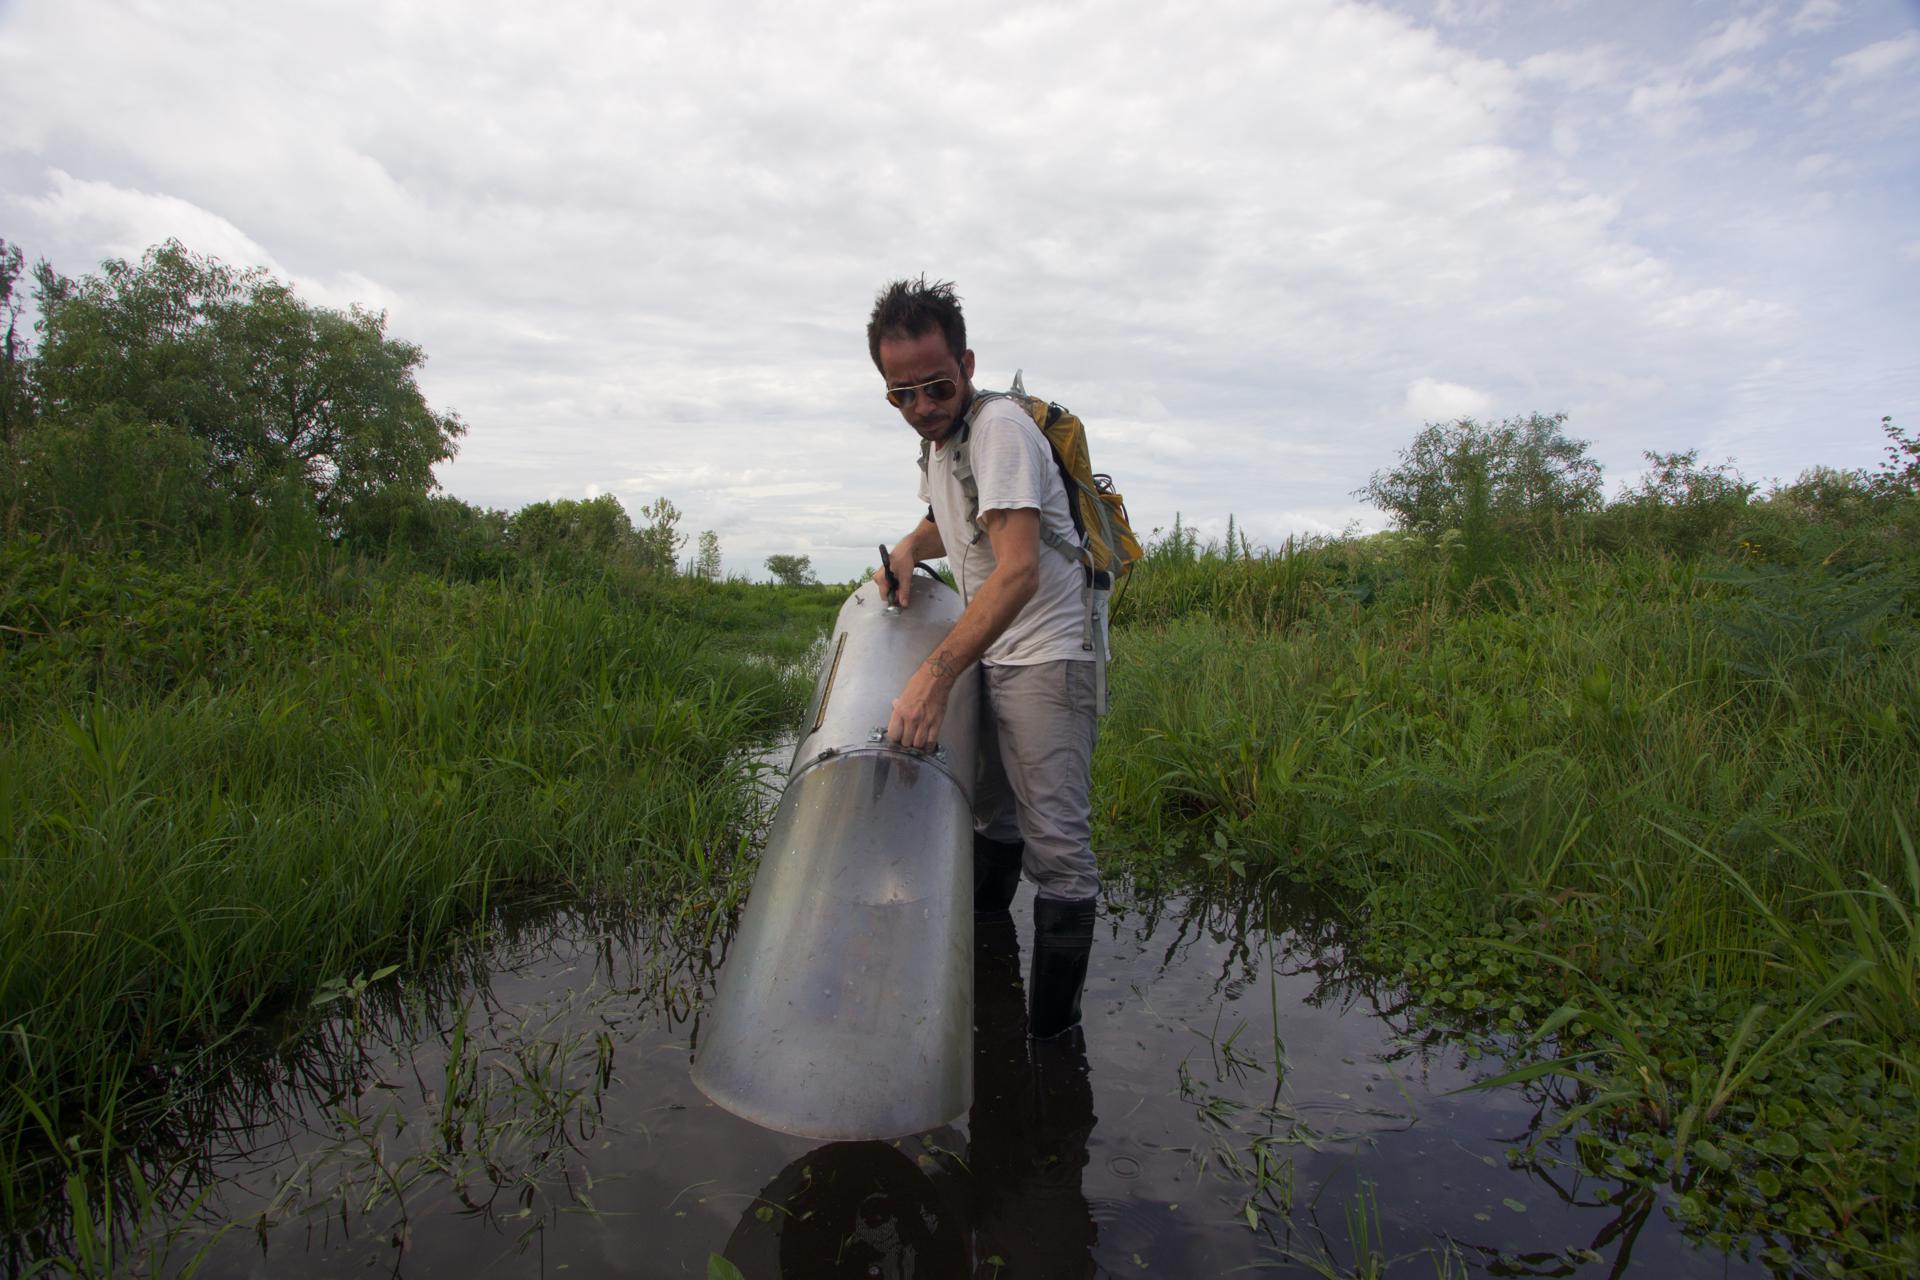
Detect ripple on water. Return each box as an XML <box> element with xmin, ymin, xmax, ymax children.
<box><xmin>1086</xmin><ymin>1194</ymin><xmax>1169</xmax><ymax>1257</ymax></box>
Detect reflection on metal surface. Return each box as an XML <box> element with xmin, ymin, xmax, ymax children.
<box><xmin>809</xmin><ymin>631</ymin><xmax>846</xmax><ymax>736</ymax></box>
<box><xmin>693</xmin><ymin>576</ymin><xmax>981</xmax><ymax>1140</ymax></box>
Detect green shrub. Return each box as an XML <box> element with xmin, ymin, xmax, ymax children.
<box><xmin>1356</xmin><ymin>412</ymin><xmax>1604</xmax><ymax>538</ymax></box>
<box><xmin>1595</xmin><ymin>449</ymin><xmax>1755</xmax><ymax>556</ymax></box>
<box><xmin>340</xmin><ymin>490</ymin><xmax>516</xmax><ymax>580</ymax></box>
<box><xmin>3</xmin><ymin>406</ymin><xmax>229</xmax><ymax>545</ymax></box>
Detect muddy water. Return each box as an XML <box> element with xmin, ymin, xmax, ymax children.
<box><xmin>110</xmin><ymin>871</ymin><xmax>1762</xmax><ymax>1279</ymax></box>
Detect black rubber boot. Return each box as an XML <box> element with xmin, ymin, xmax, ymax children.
<box><xmin>1029</xmin><ymin>897</ymin><xmax>1095</xmax><ymax>1040</ymax></box>
<box><xmin>973</xmin><ymin>834</ymin><xmax>1025</xmax><ymax>918</ymax></box>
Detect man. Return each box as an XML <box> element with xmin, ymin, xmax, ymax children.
<box><xmin>867</xmin><ymin>276</ymin><xmax>1101</xmax><ymax>1041</ymax></box>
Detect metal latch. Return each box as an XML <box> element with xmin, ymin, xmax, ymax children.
<box><xmin>867</xmin><ymin>728</ymin><xmax>946</xmax><ymax>762</ymax></box>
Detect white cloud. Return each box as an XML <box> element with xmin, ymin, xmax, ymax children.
<box><xmin>1831</xmin><ymin>30</ymin><xmax>1920</xmax><ymax>84</ymax></box>
<box><xmin>9</xmin><ymin>169</ymin><xmax>405</xmax><ymax>316</ymax></box>
<box><xmin>1601</xmin><ymin>373</ymin><xmax>1667</xmax><ymax>401</ymax></box>
<box><xmin>1431</xmin><ymin>0</ymin><xmax>1506</xmax><ymax>26</ymax></box>
<box><xmin>1691</xmin><ymin>14</ymin><xmax>1773</xmax><ymax>68</ymax></box>
<box><xmin>1646</xmin><ymin>287</ymin><xmax>1794</xmax><ymax>335</ymax></box>
<box><xmin>1790</xmin><ymin>0</ymin><xmax>1844</xmax><ymax>34</ymax></box>
<box><xmin>1794</xmin><ymin>152</ymin><xmax>1841</xmax><ymax>180</ymax></box>
<box><xmin>11</xmin><ymin>169</ymin><xmax>283</xmax><ymax>274</ymax></box>
<box><xmin>1405</xmin><ymin>379</ymin><xmax>1494</xmax><ymax>422</ymax></box>
<box><xmin>1627</xmin><ymin>65</ymin><xmax>1755</xmax><ymax>135</ymax></box>
<box><xmin>1520</xmin><ymin>46</ymin><xmax>1622</xmax><ymax>91</ymax></box>
<box><xmin>1254</xmin><ymin>508</ymin><xmax>1374</xmax><ymax>541</ymax></box>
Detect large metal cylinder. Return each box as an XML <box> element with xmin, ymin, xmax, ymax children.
<box><xmin>692</xmin><ymin>573</ymin><xmax>979</xmax><ymax>1139</ymax></box>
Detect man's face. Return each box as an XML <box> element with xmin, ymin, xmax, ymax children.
<box><xmin>877</xmin><ymin>328</ymin><xmax>975</xmax><ymax>444</ymax></box>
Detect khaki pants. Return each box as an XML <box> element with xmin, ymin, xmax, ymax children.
<box><xmin>974</xmin><ymin>659</ymin><xmax>1101</xmax><ymax>902</ymax></box>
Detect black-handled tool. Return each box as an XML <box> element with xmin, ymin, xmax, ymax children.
<box><xmin>878</xmin><ymin>544</ymin><xmax>901</xmax><ymax>607</ymax></box>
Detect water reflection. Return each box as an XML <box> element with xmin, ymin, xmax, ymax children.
<box><xmin>969</xmin><ymin>912</ymin><xmax>1097</xmax><ymax>1278</ymax></box>
<box><xmin>720</xmin><ymin>1141</ymin><xmax>970</xmax><ymax>1279</ymax></box>
<box><xmin>717</xmin><ymin>913</ymin><xmax>1096</xmax><ymax>1278</ymax></box>
<box><xmin>6</xmin><ymin>874</ymin><xmax>1780</xmax><ymax>1278</ymax></box>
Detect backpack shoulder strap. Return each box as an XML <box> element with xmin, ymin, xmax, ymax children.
<box><xmin>920</xmin><ymin>402</ymin><xmax>985</xmax><ymax>547</ymax></box>
<box><xmin>929</xmin><ymin>374</ymin><xmax>1091</xmax><ymax>570</ymax></box>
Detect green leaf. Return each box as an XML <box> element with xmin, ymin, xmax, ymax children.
<box><xmin>1446</xmin><ymin>1050</ymin><xmax>1603</xmax><ymax>1094</ymax></box>
<box><xmin>707</xmin><ymin>1253</ymin><xmax>746</xmax><ymax>1280</ymax></box>
<box><xmin>1691</xmin><ymin>1139</ymin><xmax>1731</xmax><ymax>1172</ymax></box>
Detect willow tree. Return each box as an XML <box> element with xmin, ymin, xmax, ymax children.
<box><xmin>29</xmin><ymin>240</ymin><xmax>463</xmax><ymax>533</ymax></box>
<box><xmin>1359</xmin><ymin>413</ymin><xmax>1601</xmax><ymax>536</ymax></box>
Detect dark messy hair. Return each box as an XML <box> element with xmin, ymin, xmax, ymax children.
<box><xmin>866</xmin><ymin>276</ymin><xmax>967</xmax><ymax>373</ymax></box>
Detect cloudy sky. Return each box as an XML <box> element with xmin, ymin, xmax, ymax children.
<box><xmin>4</xmin><ymin>0</ymin><xmax>1916</xmax><ymax>580</ymax></box>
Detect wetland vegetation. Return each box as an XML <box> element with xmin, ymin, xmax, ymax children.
<box><xmin>1098</xmin><ymin>422</ymin><xmax>1920</xmax><ymax>1276</ymax></box>
<box><xmin>2</xmin><ymin>240</ymin><xmax>1916</xmax><ymax>1275</ymax></box>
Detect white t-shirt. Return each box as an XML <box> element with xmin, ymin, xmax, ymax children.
<box><xmin>918</xmin><ymin>396</ymin><xmax>1096</xmax><ymax>666</ymax></box>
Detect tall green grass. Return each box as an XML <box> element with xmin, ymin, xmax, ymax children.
<box><xmin>1107</xmin><ymin>546</ymin><xmax>1917</xmax><ymax>992</ymax></box>
<box><xmin>1100</xmin><ymin>498</ymin><xmax>1920</xmax><ymax>1273</ymax></box>
<box><xmin>0</xmin><ymin>538</ymin><xmax>840</xmax><ymax>1238</ymax></box>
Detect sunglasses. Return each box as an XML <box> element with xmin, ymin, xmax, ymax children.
<box><xmin>884</xmin><ymin>377</ymin><xmax>959</xmax><ymax>409</ymax></box>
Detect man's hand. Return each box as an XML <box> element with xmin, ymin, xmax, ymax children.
<box><xmin>873</xmin><ymin>518</ymin><xmax>940</xmax><ymax>610</ymax></box>
<box><xmin>887</xmin><ymin>646</ymin><xmax>961</xmax><ymax>749</ymax></box>
<box><xmin>872</xmin><ymin>544</ymin><xmax>909</xmax><ymax>609</ymax></box>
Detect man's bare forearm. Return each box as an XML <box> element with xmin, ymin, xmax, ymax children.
<box><xmin>885</xmin><ymin>508</ymin><xmax>1039</xmax><ymax>749</ymax></box>
<box><xmin>920</xmin><ymin>556</ymin><xmax>1035</xmax><ymax>687</ymax></box>
<box><xmin>896</xmin><ymin>513</ymin><xmax>945</xmax><ymax>562</ymax></box>
<box><xmin>917</xmin><ymin>507</ymin><xmax>1039</xmax><ymax>690</ymax></box>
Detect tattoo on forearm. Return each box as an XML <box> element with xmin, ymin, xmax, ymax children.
<box><xmin>928</xmin><ymin>649</ymin><xmax>959</xmax><ymax>680</ymax></box>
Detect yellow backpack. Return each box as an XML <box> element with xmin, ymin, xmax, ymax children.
<box><xmin>954</xmin><ymin>371</ymin><xmax>1143</xmax><ymax>584</ymax></box>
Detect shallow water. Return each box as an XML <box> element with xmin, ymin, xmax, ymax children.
<box><xmin>47</xmin><ymin>866</ymin><xmax>1768</xmax><ymax>1280</ymax></box>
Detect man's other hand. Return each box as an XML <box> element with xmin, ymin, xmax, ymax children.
<box><xmin>887</xmin><ymin>659</ymin><xmax>952</xmax><ymax>749</ymax></box>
